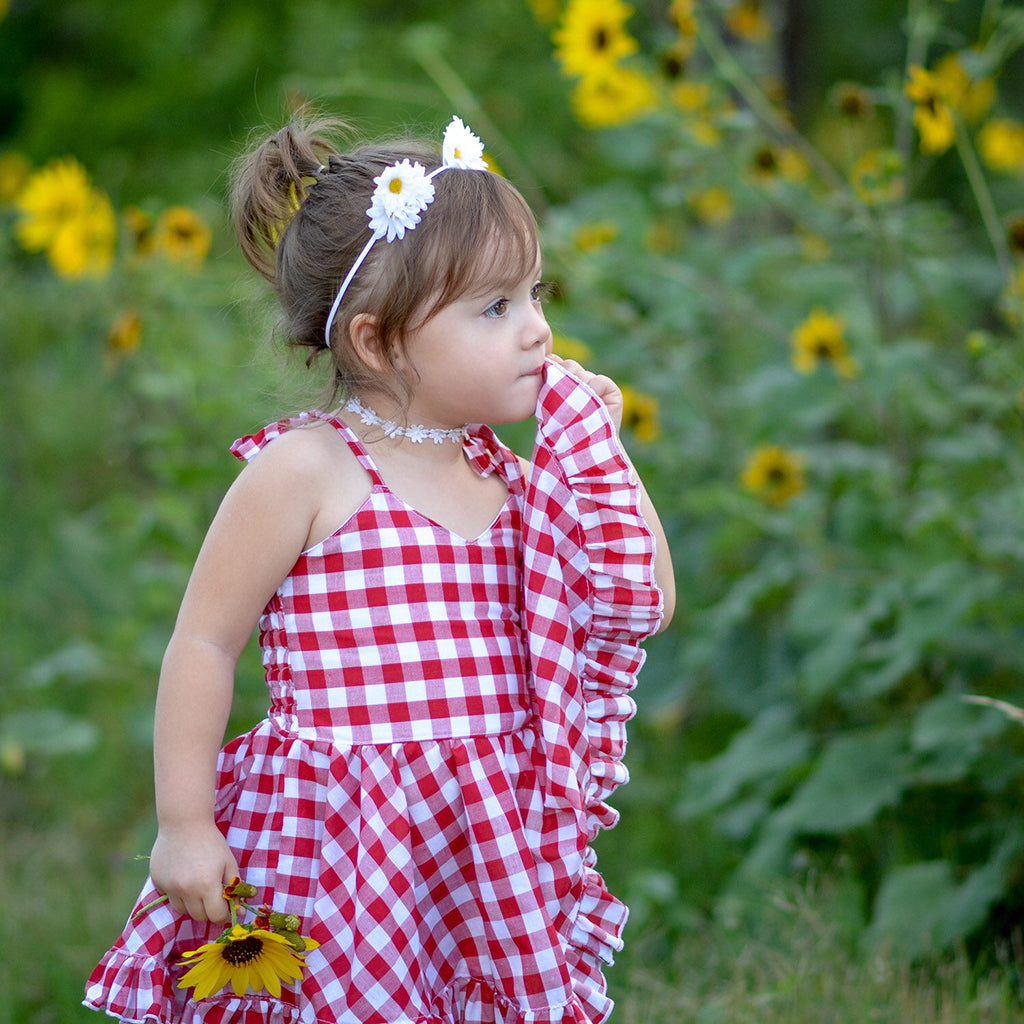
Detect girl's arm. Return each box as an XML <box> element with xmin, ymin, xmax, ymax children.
<box><xmin>148</xmin><ymin>434</ymin><xmax>323</xmax><ymax>923</ymax></box>
<box><xmin>548</xmin><ymin>357</ymin><xmax>676</xmax><ymax>629</ymax></box>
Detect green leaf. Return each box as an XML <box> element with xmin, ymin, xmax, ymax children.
<box><xmin>678</xmin><ymin>705</ymin><xmax>813</xmax><ymax>818</ymax></box>
<box><xmin>0</xmin><ymin>709</ymin><xmax>99</xmax><ymax>757</ymax></box>
<box><xmin>778</xmin><ymin>727</ymin><xmax>907</xmax><ymax>834</ymax></box>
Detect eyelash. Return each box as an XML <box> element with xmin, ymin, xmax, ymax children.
<box><xmin>483</xmin><ymin>281</ymin><xmax>554</xmax><ymax>318</ymax></box>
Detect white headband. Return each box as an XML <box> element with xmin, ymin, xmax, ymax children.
<box><xmin>323</xmin><ymin>116</ymin><xmax>489</xmax><ymax>349</ymax></box>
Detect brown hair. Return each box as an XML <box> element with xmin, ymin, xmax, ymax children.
<box><xmin>231</xmin><ymin>116</ymin><xmax>541</xmax><ymax>406</ymax></box>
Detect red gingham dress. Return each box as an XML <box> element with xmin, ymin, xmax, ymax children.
<box><xmin>84</xmin><ymin>363</ymin><xmax>663</xmax><ymax>1024</ymax></box>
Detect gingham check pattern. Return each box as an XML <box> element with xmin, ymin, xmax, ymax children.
<box><xmin>84</xmin><ymin>369</ymin><xmax>661</xmax><ymax>1024</ymax></box>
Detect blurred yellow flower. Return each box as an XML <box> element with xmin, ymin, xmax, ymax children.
<box><xmin>573</xmin><ymin>221</ymin><xmax>619</xmax><ymax>251</ymax></box>
<box><xmin>933</xmin><ymin>52</ymin><xmax>994</xmax><ymax>125</ymax></box>
<box><xmin>15</xmin><ymin>157</ymin><xmax>96</xmax><ymax>253</ymax></box>
<box><xmin>106</xmin><ymin>308</ymin><xmax>143</xmax><ymax>363</ymax></box>
<box><xmin>669</xmin><ymin>0</ymin><xmax>698</xmax><ymax>57</ymax></box>
<box><xmin>850</xmin><ymin>148</ymin><xmax>905</xmax><ymax>205</ymax></box>
<box><xmin>978</xmin><ymin>119</ymin><xmax>1024</xmax><ymax>175</ymax></box>
<box><xmin>46</xmin><ymin>192</ymin><xmax>117</xmax><ymax>279</ymax></box>
<box><xmin>741</xmin><ymin>445</ymin><xmax>806</xmax><ymax>507</ymax></box>
<box><xmin>620</xmin><ymin>384</ymin><xmax>661</xmax><ymax>442</ymax></box>
<box><xmin>644</xmin><ymin>221</ymin><xmax>679</xmax><ymax>254</ymax></box>
<box><xmin>833</xmin><ymin>82</ymin><xmax>874</xmax><ymax>121</ymax></box>
<box><xmin>791</xmin><ymin>308</ymin><xmax>859</xmax><ymax>378</ymax></box>
<box><xmin>552</xmin><ymin>334</ymin><xmax>594</xmax><ymax>363</ymax></box>
<box><xmin>725</xmin><ymin>0</ymin><xmax>772</xmax><ymax>43</ymax></box>
<box><xmin>123</xmin><ymin>206</ymin><xmax>156</xmax><ymax>254</ymax></box>
<box><xmin>571</xmin><ymin>65</ymin><xmax>657</xmax><ymax>128</ymax></box>
<box><xmin>154</xmin><ymin>205</ymin><xmax>212</xmax><ymax>270</ymax></box>
<box><xmin>689</xmin><ymin>185</ymin><xmax>734</xmax><ymax>224</ymax></box>
<box><xmin>0</xmin><ymin>152</ymin><xmax>31</xmax><ymax>203</ymax></box>
<box><xmin>553</xmin><ymin>0</ymin><xmax>639</xmax><ymax>79</ymax></box>
<box><xmin>798</xmin><ymin>229</ymin><xmax>832</xmax><ymax>262</ymax></box>
<box><xmin>671</xmin><ymin>79</ymin><xmax>712</xmax><ymax>114</ymax></box>
<box><xmin>905</xmin><ymin>64</ymin><xmax>956</xmax><ymax>155</ymax></box>
<box><xmin>750</xmin><ymin>143</ymin><xmax>809</xmax><ymax>183</ymax></box>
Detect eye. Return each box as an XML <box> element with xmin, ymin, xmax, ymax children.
<box><xmin>531</xmin><ymin>280</ymin><xmax>555</xmax><ymax>303</ymax></box>
<box><xmin>483</xmin><ymin>297</ymin><xmax>509</xmax><ymax>319</ymax></box>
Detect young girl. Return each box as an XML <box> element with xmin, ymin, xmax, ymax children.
<box><xmin>85</xmin><ymin>114</ymin><xmax>674</xmax><ymax>1024</ymax></box>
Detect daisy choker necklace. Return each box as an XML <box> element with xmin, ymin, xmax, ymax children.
<box><xmin>343</xmin><ymin>395</ymin><xmax>469</xmax><ymax>445</ymax></box>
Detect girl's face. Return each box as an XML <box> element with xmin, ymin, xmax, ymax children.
<box><xmin>400</xmin><ymin>256</ymin><xmax>553</xmax><ymax>427</ymax></box>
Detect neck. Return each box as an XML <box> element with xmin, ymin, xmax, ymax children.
<box><xmin>343</xmin><ymin>395</ymin><xmax>469</xmax><ymax>446</ymax></box>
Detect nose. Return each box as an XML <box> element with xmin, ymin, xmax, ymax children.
<box><xmin>524</xmin><ymin>303</ymin><xmax>552</xmax><ymax>350</ymax></box>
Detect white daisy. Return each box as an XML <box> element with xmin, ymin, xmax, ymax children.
<box><xmin>366</xmin><ymin>160</ymin><xmax>436</xmax><ymax>242</ymax></box>
<box><xmin>441</xmin><ymin>116</ymin><xmax>488</xmax><ymax>171</ymax></box>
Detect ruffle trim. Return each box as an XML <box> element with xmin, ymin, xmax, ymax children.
<box><xmin>521</xmin><ymin>360</ymin><xmax>663</xmax><ymax>1022</ymax></box>
<box><xmin>83</xmin><ymin>951</ymin><xmax>593</xmax><ymax>1024</ymax></box>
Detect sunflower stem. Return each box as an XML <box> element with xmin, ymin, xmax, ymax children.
<box><xmin>954</xmin><ymin>115</ymin><xmax>1010</xmax><ymax>275</ymax></box>
<box><xmin>131</xmin><ymin>893</ymin><xmax>170</xmax><ymax>922</ymax></box>
<box><xmin>695</xmin><ymin>7</ymin><xmax>848</xmax><ymax>198</ymax></box>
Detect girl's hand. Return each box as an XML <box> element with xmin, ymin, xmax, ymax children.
<box><xmin>548</xmin><ymin>355</ymin><xmax>624</xmax><ymax>432</ymax></box>
<box><xmin>149</xmin><ymin>823</ymin><xmax>239</xmax><ymax>924</ymax></box>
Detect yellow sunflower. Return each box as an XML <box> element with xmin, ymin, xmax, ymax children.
<box><xmin>46</xmin><ymin>191</ymin><xmax>118</xmax><ymax>279</ymax></box>
<box><xmin>15</xmin><ymin>157</ymin><xmax>96</xmax><ymax>253</ymax></box>
<box><xmin>571</xmin><ymin>64</ymin><xmax>657</xmax><ymax>129</ymax></box>
<box><xmin>154</xmin><ymin>205</ymin><xmax>213</xmax><ymax>270</ymax></box>
<box><xmin>106</xmin><ymin>308</ymin><xmax>143</xmax><ymax>363</ymax></box>
<box><xmin>905</xmin><ymin>64</ymin><xmax>956</xmax><ymax>155</ymax></box>
<box><xmin>177</xmin><ymin>924</ymin><xmax>319</xmax><ymax>1000</ymax></box>
<box><xmin>553</xmin><ymin>0</ymin><xmax>639</xmax><ymax>79</ymax></box>
<box><xmin>573</xmin><ymin>220</ymin><xmax>619</xmax><ymax>251</ymax></box>
<box><xmin>741</xmin><ymin>446</ymin><xmax>806</xmax><ymax>507</ymax></box>
<box><xmin>978</xmin><ymin>118</ymin><xmax>1024</xmax><ymax>175</ymax></box>
<box><xmin>791</xmin><ymin>308</ymin><xmax>858</xmax><ymax>378</ymax></box>
<box><xmin>620</xmin><ymin>384</ymin><xmax>661</xmax><ymax>443</ymax></box>
<box><xmin>724</xmin><ymin>0</ymin><xmax>772</xmax><ymax>43</ymax></box>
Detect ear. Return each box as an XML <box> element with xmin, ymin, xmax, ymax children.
<box><xmin>348</xmin><ymin>313</ymin><xmax>393</xmax><ymax>373</ymax></box>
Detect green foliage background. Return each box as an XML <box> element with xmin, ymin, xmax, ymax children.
<box><xmin>4</xmin><ymin>0</ymin><xmax>1024</xmax><ymax>1020</ymax></box>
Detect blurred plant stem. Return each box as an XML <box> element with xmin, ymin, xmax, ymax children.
<box><xmin>896</xmin><ymin>0</ymin><xmax>934</xmax><ymax>165</ymax></box>
<box><xmin>695</xmin><ymin>5</ymin><xmax>848</xmax><ymax>199</ymax></box>
<box><xmin>401</xmin><ymin>25</ymin><xmax>546</xmax><ymax>211</ymax></box>
<box><xmin>955</xmin><ymin>116</ymin><xmax>1011</xmax><ymax>275</ymax></box>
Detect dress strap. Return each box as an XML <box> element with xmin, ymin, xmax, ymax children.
<box><xmin>231</xmin><ymin>411</ymin><xmax>522</xmax><ymax>495</ymax></box>
<box><xmin>230</xmin><ymin>409</ymin><xmax>387</xmax><ymax>490</ymax></box>
<box><xmin>322</xmin><ymin>414</ymin><xmax>387</xmax><ymax>489</ymax></box>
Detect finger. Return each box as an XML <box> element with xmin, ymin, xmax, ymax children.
<box><xmin>182</xmin><ymin>892</ymin><xmax>211</xmax><ymax>923</ymax></box>
<box><xmin>205</xmin><ymin>889</ymin><xmax>231</xmax><ymax>924</ymax></box>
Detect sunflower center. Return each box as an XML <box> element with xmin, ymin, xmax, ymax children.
<box><xmin>221</xmin><ymin>936</ymin><xmax>264</xmax><ymax>966</ymax></box>
<box><xmin>389</xmin><ymin>178</ymin><xmax>404</xmax><ymax>194</ymax></box>
<box><xmin>593</xmin><ymin>27</ymin><xmax>609</xmax><ymax>51</ymax></box>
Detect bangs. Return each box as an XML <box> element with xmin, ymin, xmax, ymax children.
<box><xmin>413</xmin><ymin>170</ymin><xmax>540</xmax><ymax>321</ymax></box>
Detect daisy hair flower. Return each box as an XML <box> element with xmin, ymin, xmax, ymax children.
<box><xmin>441</xmin><ymin>116</ymin><xmax>488</xmax><ymax>170</ymax></box>
<box><xmin>366</xmin><ymin>159</ymin><xmax>435</xmax><ymax>242</ymax></box>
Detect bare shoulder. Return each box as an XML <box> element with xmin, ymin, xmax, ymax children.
<box><xmin>237</xmin><ymin>419</ymin><xmax>371</xmax><ymax>550</ymax></box>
